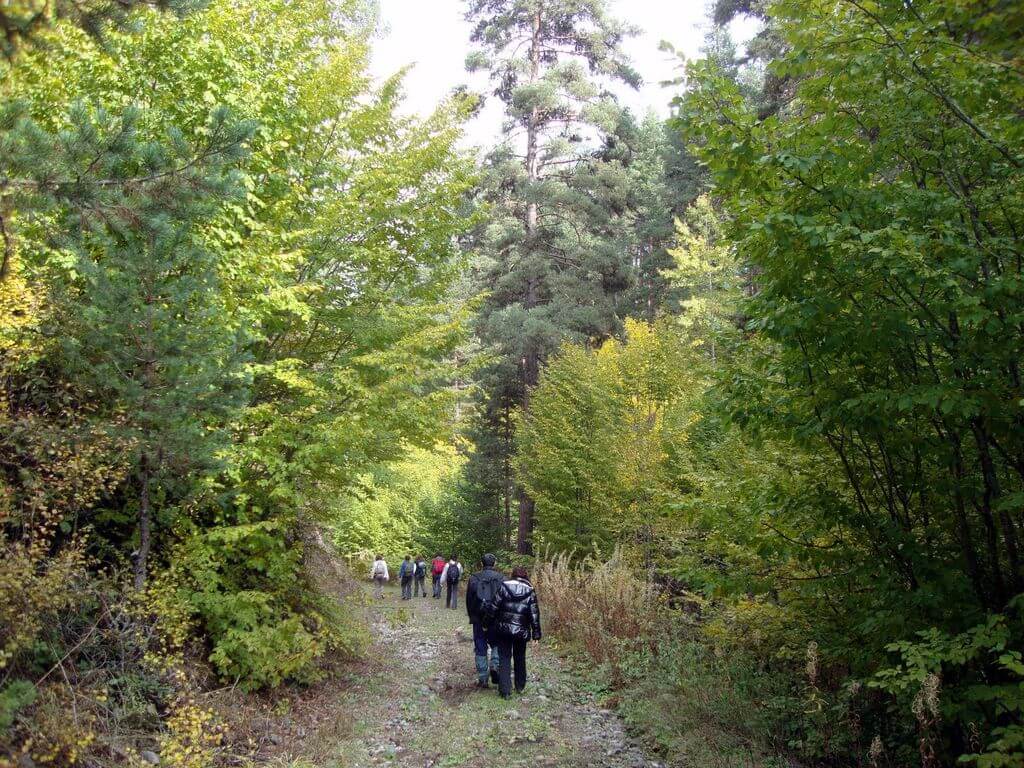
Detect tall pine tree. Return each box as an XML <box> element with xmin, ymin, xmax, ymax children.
<box><xmin>463</xmin><ymin>0</ymin><xmax>639</xmax><ymax>553</ymax></box>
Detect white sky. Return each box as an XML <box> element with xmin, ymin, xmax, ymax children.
<box><xmin>369</xmin><ymin>0</ymin><xmax>759</xmax><ymax>149</ymax></box>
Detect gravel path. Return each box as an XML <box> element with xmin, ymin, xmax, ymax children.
<box><xmin>288</xmin><ymin>582</ymin><xmax>663</xmax><ymax>768</ymax></box>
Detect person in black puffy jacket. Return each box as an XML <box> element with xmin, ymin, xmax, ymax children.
<box><xmin>486</xmin><ymin>565</ymin><xmax>542</xmax><ymax>699</ymax></box>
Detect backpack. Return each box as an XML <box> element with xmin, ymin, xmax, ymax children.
<box><xmin>372</xmin><ymin>561</ymin><xmax>386</xmax><ymax>578</ymax></box>
<box><xmin>415</xmin><ymin>561</ymin><xmax>426</xmax><ymax>578</ymax></box>
<box><xmin>474</xmin><ymin>574</ymin><xmax>500</xmax><ymax>616</ymax></box>
<box><xmin>446</xmin><ymin>563</ymin><xmax>461</xmax><ymax>585</ymax></box>
<box><xmin>432</xmin><ymin>558</ymin><xmax>445</xmax><ymax>576</ymax></box>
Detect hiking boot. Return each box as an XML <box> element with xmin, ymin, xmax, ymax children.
<box><xmin>476</xmin><ymin>680</ymin><xmax>489</xmax><ymax>689</ymax></box>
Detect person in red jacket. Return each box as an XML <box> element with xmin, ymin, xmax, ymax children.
<box><xmin>431</xmin><ymin>553</ymin><xmax>446</xmax><ymax>599</ymax></box>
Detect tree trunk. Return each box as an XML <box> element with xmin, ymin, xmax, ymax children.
<box><xmin>971</xmin><ymin>418</ymin><xmax>1023</xmax><ymax>597</ymax></box>
<box><xmin>516</xmin><ymin>488</ymin><xmax>535</xmax><ymax>556</ymax></box>
<box><xmin>515</xmin><ymin>5</ymin><xmax>543</xmax><ymax>556</ymax></box>
<box><xmin>0</xmin><ymin>199</ymin><xmax>14</xmax><ymax>282</ymax></box>
<box><xmin>133</xmin><ymin>452</ymin><xmax>152</xmax><ymax>590</ymax></box>
<box><xmin>503</xmin><ymin>402</ymin><xmax>513</xmax><ymax>549</ymax></box>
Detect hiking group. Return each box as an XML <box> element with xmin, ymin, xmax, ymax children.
<box><xmin>368</xmin><ymin>552</ymin><xmax>543</xmax><ymax>699</ymax></box>
<box><xmin>369</xmin><ymin>552</ymin><xmax>462</xmax><ymax>605</ymax></box>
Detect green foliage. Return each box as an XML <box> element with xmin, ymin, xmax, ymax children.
<box><xmin>667</xmin><ymin>0</ymin><xmax>1024</xmax><ymax>763</ymax></box>
<box><xmin>872</xmin><ymin>599</ymin><xmax>1024</xmax><ymax>768</ymax></box>
<box><xmin>331</xmin><ymin>444</ymin><xmax>467</xmax><ymax>560</ymax></box>
<box><xmin>515</xmin><ymin>319</ymin><xmax>694</xmax><ymax>556</ymax></box>
<box><xmin>171</xmin><ymin>521</ymin><xmax>325</xmax><ymax>689</ymax></box>
<box><xmin>0</xmin><ymin>681</ymin><xmax>36</xmax><ymax>732</ymax></box>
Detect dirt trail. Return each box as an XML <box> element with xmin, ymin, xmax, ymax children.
<box><xmin>269</xmin><ymin>582</ymin><xmax>662</xmax><ymax>768</ymax></box>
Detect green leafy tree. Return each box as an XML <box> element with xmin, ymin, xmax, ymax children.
<box><xmin>50</xmin><ymin>109</ymin><xmax>250</xmax><ymax>589</ymax></box>
<box><xmin>681</xmin><ymin>0</ymin><xmax>1024</xmax><ymax>760</ymax></box>
<box><xmin>616</xmin><ymin>112</ymin><xmax>703</xmax><ymax>320</ymax></box>
<box><xmin>2</xmin><ymin>73</ymin><xmax>252</xmax><ymax>589</ymax></box>
<box><xmin>515</xmin><ymin>319</ymin><xmax>693</xmax><ymax>558</ymax></box>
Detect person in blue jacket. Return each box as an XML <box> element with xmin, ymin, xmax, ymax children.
<box><xmin>399</xmin><ymin>554</ymin><xmax>415</xmax><ymax>600</ymax></box>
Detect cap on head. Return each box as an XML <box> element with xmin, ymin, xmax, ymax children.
<box><xmin>482</xmin><ymin>553</ymin><xmax>496</xmax><ymax>568</ymax></box>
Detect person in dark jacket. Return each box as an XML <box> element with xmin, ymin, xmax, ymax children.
<box><xmin>398</xmin><ymin>554</ymin><xmax>414</xmax><ymax>600</ymax></box>
<box><xmin>413</xmin><ymin>556</ymin><xmax>428</xmax><ymax>598</ymax></box>
<box><xmin>487</xmin><ymin>565</ymin><xmax>542</xmax><ymax>699</ymax></box>
<box><xmin>465</xmin><ymin>553</ymin><xmax>504</xmax><ymax>688</ymax></box>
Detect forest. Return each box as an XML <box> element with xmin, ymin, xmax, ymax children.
<box><xmin>1</xmin><ymin>0</ymin><xmax>1021</xmax><ymax>766</ymax></box>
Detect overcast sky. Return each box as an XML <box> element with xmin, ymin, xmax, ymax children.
<box><xmin>369</xmin><ymin>0</ymin><xmax>758</xmax><ymax>149</ymax></box>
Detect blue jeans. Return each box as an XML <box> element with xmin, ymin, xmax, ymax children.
<box><xmin>472</xmin><ymin>622</ymin><xmax>499</xmax><ymax>681</ymax></box>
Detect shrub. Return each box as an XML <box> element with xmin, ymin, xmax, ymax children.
<box><xmin>871</xmin><ymin>600</ymin><xmax>1024</xmax><ymax>768</ymax></box>
<box><xmin>172</xmin><ymin>522</ymin><xmax>328</xmax><ymax>690</ymax></box>
<box><xmin>533</xmin><ymin>549</ymin><xmax>661</xmax><ymax>672</ymax></box>
<box><xmin>172</xmin><ymin>520</ymin><xmax>366</xmax><ymax>691</ymax></box>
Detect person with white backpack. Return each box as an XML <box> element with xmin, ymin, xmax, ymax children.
<box><xmin>370</xmin><ymin>554</ymin><xmax>390</xmax><ymax>599</ymax></box>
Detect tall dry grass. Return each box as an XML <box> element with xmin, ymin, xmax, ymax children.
<box><xmin>532</xmin><ymin>549</ymin><xmax>662</xmax><ymax>667</ymax></box>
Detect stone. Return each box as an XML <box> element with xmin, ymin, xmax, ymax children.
<box><xmin>140</xmin><ymin>751</ymin><xmax>160</xmax><ymax>765</ymax></box>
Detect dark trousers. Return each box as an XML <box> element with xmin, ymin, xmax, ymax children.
<box><xmin>496</xmin><ymin>637</ymin><xmax>528</xmax><ymax>697</ymax></box>
<box><xmin>414</xmin><ymin>575</ymin><xmax>426</xmax><ymax>597</ymax></box>
<box><xmin>446</xmin><ymin>582</ymin><xmax>458</xmax><ymax>608</ymax></box>
<box><xmin>432</xmin><ymin>574</ymin><xmax>442</xmax><ymax>598</ymax></box>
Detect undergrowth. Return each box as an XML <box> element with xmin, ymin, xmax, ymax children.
<box><xmin>532</xmin><ymin>551</ymin><xmax>866</xmax><ymax>768</ymax></box>
<box><xmin>0</xmin><ymin>527</ymin><xmax>368</xmax><ymax>768</ymax></box>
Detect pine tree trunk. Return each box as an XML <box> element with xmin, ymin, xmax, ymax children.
<box><xmin>133</xmin><ymin>452</ymin><xmax>152</xmax><ymax>590</ymax></box>
<box><xmin>0</xmin><ymin>200</ymin><xmax>13</xmax><ymax>282</ymax></box>
<box><xmin>515</xmin><ymin>5</ymin><xmax>543</xmax><ymax>556</ymax></box>
<box><xmin>503</xmin><ymin>402</ymin><xmax>513</xmax><ymax>549</ymax></box>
